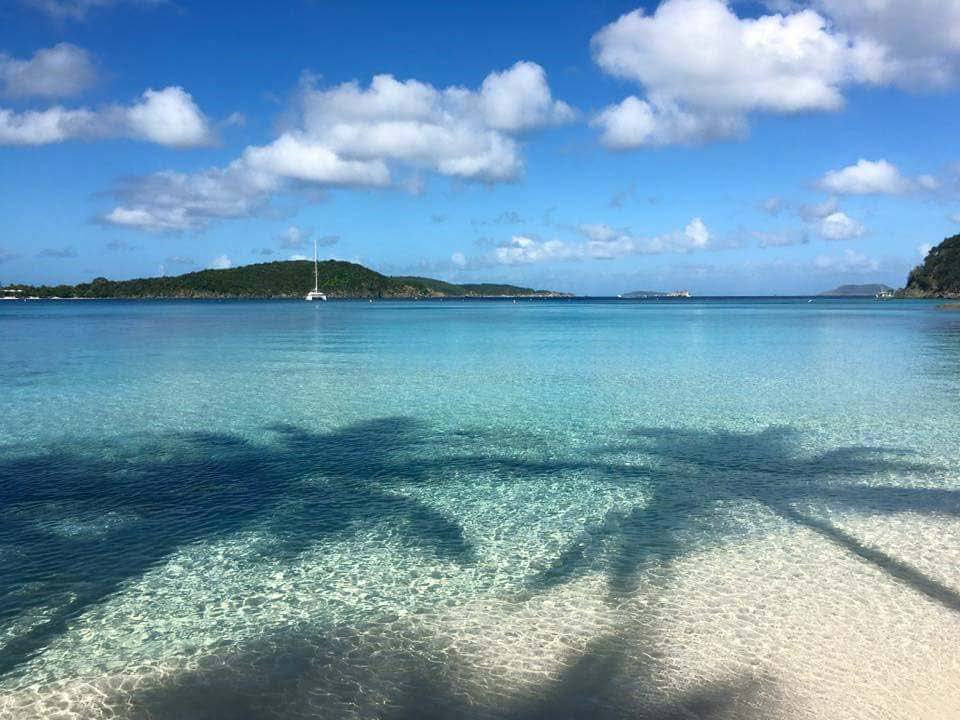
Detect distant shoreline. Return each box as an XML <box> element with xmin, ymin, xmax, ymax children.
<box><xmin>3</xmin><ymin>295</ymin><xmax>953</xmax><ymax>302</ymax></box>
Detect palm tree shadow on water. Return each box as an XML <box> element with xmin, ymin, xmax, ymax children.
<box><xmin>528</xmin><ymin>426</ymin><xmax>960</xmax><ymax>612</ymax></box>
<box><xmin>0</xmin><ymin>417</ymin><xmax>474</xmax><ymax>680</ymax></box>
<box><xmin>118</xmin><ymin>622</ymin><xmax>772</xmax><ymax>720</ymax></box>
<box><xmin>3</xmin><ymin>421</ymin><xmax>959</xmax><ymax>718</ymax></box>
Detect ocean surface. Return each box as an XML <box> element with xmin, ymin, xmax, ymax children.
<box><xmin>1</xmin><ymin>298</ymin><xmax>959</xmax><ymax>719</ymax></box>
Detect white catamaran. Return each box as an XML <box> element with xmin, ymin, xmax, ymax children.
<box><xmin>305</xmin><ymin>237</ymin><xmax>327</xmax><ymax>301</ymax></box>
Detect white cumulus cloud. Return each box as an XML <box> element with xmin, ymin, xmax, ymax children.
<box><xmin>208</xmin><ymin>254</ymin><xmax>232</xmax><ymax>270</ymax></box>
<box><xmin>818</xmin><ymin>158</ymin><xmax>912</xmax><ymax>195</ymax></box>
<box><xmin>295</xmin><ymin>64</ymin><xmax>570</xmax><ymax>182</ymax></box>
<box><xmin>684</xmin><ymin>217</ymin><xmax>710</xmax><ymax>247</ymax></box>
<box><xmin>592</xmin><ymin>95</ymin><xmax>744</xmax><ymax>148</ymax></box>
<box><xmin>478</xmin><ymin>61</ymin><xmax>575</xmax><ymax>132</ymax></box>
<box><xmin>794</xmin><ymin>195</ymin><xmax>866</xmax><ymax>241</ymax></box>
<box><xmin>0</xmin><ymin>85</ymin><xmax>213</xmax><ymax>147</ymax></box>
<box><xmin>593</xmin><ymin>0</ymin><xmax>875</xmax><ymax>112</ymax></box>
<box><xmin>0</xmin><ymin>106</ymin><xmax>96</xmax><ymax>145</ymax></box>
<box><xmin>590</xmin><ymin>0</ymin><xmax>960</xmax><ymax>148</ymax></box>
<box><xmin>493</xmin><ymin>236</ymin><xmax>578</xmax><ymax>265</ymax></box>
<box><xmin>485</xmin><ymin>217</ymin><xmax>714</xmax><ymax>266</ymax></box>
<box><xmin>124</xmin><ymin>87</ymin><xmax>213</xmax><ymax>148</ymax></box>
<box><xmin>811</xmin><ymin>0</ymin><xmax>960</xmax><ymax>88</ymax></box>
<box><xmin>0</xmin><ymin>43</ymin><xmax>96</xmax><ymax>98</ymax></box>
<box><xmin>585</xmin><ymin>217</ymin><xmax>712</xmax><ymax>257</ymax></box>
<box><xmin>242</xmin><ymin>133</ymin><xmax>390</xmax><ymax>186</ymax></box>
<box><xmin>102</xmin><ymin>61</ymin><xmax>572</xmax><ymax>231</ymax></box>
<box><xmin>102</xmin><ymin>162</ymin><xmax>275</xmax><ymax>231</ymax></box>
<box><xmin>818</xmin><ymin>211</ymin><xmax>865</xmax><ymax>240</ymax></box>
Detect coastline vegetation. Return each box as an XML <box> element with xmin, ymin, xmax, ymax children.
<box><xmin>818</xmin><ymin>284</ymin><xmax>894</xmax><ymax>297</ymax></box>
<box><xmin>3</xmin><ymin>260</ymin><xmax>564</xmax><ymax>299</ymax></box>
<box><xmin>898</xmin><ymin>234</ymin><xmax>960</xmax><ymax>298</ymax></box>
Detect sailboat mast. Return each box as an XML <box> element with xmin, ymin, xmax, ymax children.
<box><xmin>313</xmin><ymin>237</ymin><xmax>319</xmax><ymax>292</ymax></box>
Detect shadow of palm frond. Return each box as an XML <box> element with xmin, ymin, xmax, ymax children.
<box><xmin>528</xmin><ymin>426</ymin><xmax>960</xmax><ymax>610</ymax></box>
<box><xmin>116</xmin><ymin>620</ymin><xmax>773</xmax><ymax>720</ymax></box>
<box><xmin>0</xmin><ymin>417</ymin><xmax>474</xmax><ymax>679</ymax></box>
<box><xmin>4</xmin><ymin>419</ymin><xmax>958</xmax><ymax>712</ymax></box>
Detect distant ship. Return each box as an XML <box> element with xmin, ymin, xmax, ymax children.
<box><xmin>619</xmin><ymin>289</ymin><xmax>692</xmax><ymax>299</ymax></box>
<box><xmin>305</xmin><ymin>237</ymin><xmax>327</xmax><ymax>301</ymax></box>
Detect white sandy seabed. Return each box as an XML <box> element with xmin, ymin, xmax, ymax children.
<box><xmin>1</xmin><ymin>483</ymin><xmax>959</xmax><ymax>720</ymax></box>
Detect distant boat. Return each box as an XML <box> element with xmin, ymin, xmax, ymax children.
<box><xmin>620</xmin><ymin>289</ymin><xmax>692</xmax><ymax>299</ymax></box>
<box><xmin>305</xmin><ymin>237</ymin><xmax>327</xmax><ymax>302</ymax></box>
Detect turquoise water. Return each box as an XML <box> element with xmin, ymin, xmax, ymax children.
<box><xmin>1</xmin><ymin>298</ymin><xmax>959</xmax><ymax>719</ymax></box>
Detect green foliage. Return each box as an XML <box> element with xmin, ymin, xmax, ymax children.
<box><xmin>818</xmin><ymin>284</ymin><xmax>894</xmax><ymax>297</ymax></box>
<box><xmin>10</xmin><ymin>260</ymin><xmax>556</xmax><ymax>299</ymax></box>
<box><xmin>902</xmin><ymin>235</ymin><xmax>960</xmax><ymax>297</ymax></box>
<box><xmin>391</xmin><ymin>276</ymin><xmax>554</xmax><ymax>297</ymax></box>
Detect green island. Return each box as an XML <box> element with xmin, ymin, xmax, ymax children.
<box><xmin>2</xmin><ymin>260</ymin><xmax>568</xmax><ymax>299</ymax></box>
<box><xmin>818</xmin><ymin>283</ymin><xmax>894</xmax><ymax>297</ymax></box>
<box><xmin>897</xmin><ymin>234</ymin><xmax>960</xmax><ymax>299</ymax></box>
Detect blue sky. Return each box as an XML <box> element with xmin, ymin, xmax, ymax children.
<box><xmin>1</xmin><ymin>0</ymin><xmax>958</xmax><ymax>295</ymax></box>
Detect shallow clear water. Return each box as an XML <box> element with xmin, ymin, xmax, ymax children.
<box><xmin>1</xmin><ymin>298</ymin><xmax>959</xmax><ymax>719</ymax></box>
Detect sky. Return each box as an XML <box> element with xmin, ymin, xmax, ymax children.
<box><xmin>1</xmin><ymin>0</ymin><xmax>959</xmax><ymax>295</ymax></box>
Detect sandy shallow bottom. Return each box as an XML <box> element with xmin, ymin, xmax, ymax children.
<box><xmin>3</xmin><ymin>300</ymin><xmax>960</xmax><ymax>719</ymax></box>
<box><xmin>2</xmin><ymin>508</ymin><xmax>959</xmax><ymax>720</ymax></box>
